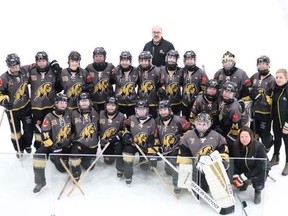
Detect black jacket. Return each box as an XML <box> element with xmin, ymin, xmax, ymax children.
<box><xmin>272</xmin><ymin>83</ymin><xmax>288</xmax><ymax>128</ymax></box>
<box><xmin>143</xmin><ymin>38</ymin><xmax>174</xmax><ymax>67</ymax></box>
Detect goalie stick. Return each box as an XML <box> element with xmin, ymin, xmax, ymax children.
<box><xmin>153</xmin><ymin>148</ymin><xmax>235</xmax><ymax>215</ymax></box>
<box><xmin>67</xmin><ymin>142</ymin><xmax>111</xmax><ymax>196</ymax></box>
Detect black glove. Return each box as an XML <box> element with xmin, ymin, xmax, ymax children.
<box><xmin>108</xmin><ymin>134</ymin><xmax>121</xmax><ymax>145</ymax></box>
<box><xmin>122</xmin><ymin>132</ymin><xmax>133</xmax><ymax>145</ymax></box>
<box><xmin>157</xmin><ymin>87</ymin><xmax>167</xmax><ymax>100</ymax></box>
<box><xmin>2</xmin><ymin>99</ymin><xmax>13</xmax><ymax>110</ymax></box>
<box><xmin>238</xmin><ymin>100</ymin><xmax>245</xmax><ymax>113</ymax></box>
<box><xmin>50</xmin><ymin>60</ymin><xmax>62</xmax><ymax>74</ymax></box>
<box><xmin>100</xmin><ymin>138</ymin><xmax>108</xmax><ymax>147</ymax></box>
<box><xmin>148</xmin><ymin>157</ymin><xmax>157</xmax><ymax>170</ymax></box>
<box><xmin>50</xmin><ymin>144</ymin><xmax>62</xmax><ymax>153</ymax></box>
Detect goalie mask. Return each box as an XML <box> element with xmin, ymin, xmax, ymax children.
<box><xmin>105</xmin><ymin>96</ymin><xmax>118</xmax><ymax>116</ymax></box>
<box><xmin>257</xmin><ymin>55</ymin><xmax>270</xmax><ymax>76</ymax></box>
<box><xmin>195</xmin><ymin>113</ymin><xmax>212</xmax><ymax>137</ymax></box>
<box><xmin>120</xmin><ymin>51</ymin><xmax>132</xmax><ymax>72</ymax></box>
<box><xmin>138</xmin><ymin>51</ymin><xmax>153</xmax><ymax>70</ymax></box>
<box><xmin>54</xmin><ymin>93</ymin><xmax>68</xmax><ymax>115</ymax></box>
<box><xmin>165</xmin><ymin>50</ymin><xmax>179</xmax><ymax>71</ymax></box>
<box><xmin>158</xmin><ymin>100</ymin><xmax>172</xmax><ymax>121</ymax></box>
<box><xmin>135</xmin><ymin>100</ymin><xmax>149</xmax><ymax>120</ymax></box>
<box><xmin>222</xmin><ymin>51</ymin><xmax>236</xmax><ymax>75</ymax></box>
<box><xmin>183</xmin><ymin>50</ymin><xmax>196</xmax><ymax>71</ymax></box>
<box><xmin>78</xmin><ymin>92</ymin><xmax>92</xmax><ymax>114</ymax></box>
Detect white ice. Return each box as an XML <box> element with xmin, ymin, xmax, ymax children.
<box><xmin>1</xmin><ymin>0</ymin><xmax>288</xmax><ymax>215</ymax></box>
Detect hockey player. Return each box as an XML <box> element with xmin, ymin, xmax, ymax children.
<box><xmin>174</xmin><ymin>113</ymin><xmax>229</xmax><ymax>195</ymax></box>
<box><xmin>69</xmin><ymin>92</ymin><xmax>99</xmax><ymax>181</ymax></box>
<box><xmin>99</xmin><ymin>96</ymin><xmax>126</xmax><ymax>177</ymax></box>
<box><xmin>156</xmin><ymin>100</ymin><xmax>191</xmax><ymax>180</ymax></box>
<box><xmin>112</xmin><ymin>51</ymin><xmax>139</xmax><ymax>117</ymax></box>
<box><xmin>121</xmin><ymin>100</ymin><xmax>158</xmax><ymax>185</ymax></box>
<box><xmin>189</xmin><ymin>79</ymin><xmax>220</xmax><ymax>129</ymax></box>
<box><xmin>29</xmin><ymin>51</ymin><xmax>63</xmax><ymax>149</ymax></box>
<box><xmin>85</xmin><ymin>47</ymin><xmax>115</xmax><ymax>111</ymax></box>
<box><xmin>158</xmin><ymin>50</ymin><xmax>183</xmax><ymax>115</ymax></box>
<box><xmin>32</xmin><ymin>93</ymin><xmax>72</xmax><ymax>193</ymax></box>
<box><xmin>216</xmin><ymin>81</ymin><xmax>244</xmax><ymax>154</ymax></box>
<box><xmin>231</xmin><ymin>126</ymin><xmax>269</xmax><ymax>204</ymax></box>
<box><xmin>137</xmin><ymin>51</ymin><xmax>161</xmax><ymax>119</ymax></box>
<box><xmin>181</xmin><ymin>50</ymin><xmax>208</xmax><ymax>119</ymax></box>
<box><xmin>270</xmin><ymin>68</ymin><xmax>288</xmax><ymax>176</ymax></box>
<box><xmin>60</xmin><ymin>51</ymin><xmax>90</xmax><ymax>110</ymax></box>
<box><xmin>249</xmin><ymin>55</ymin><xmax>275</xmax><ymax>152</ymax></box>
<box><xmin>0</xmin><ymin>53</ymin><xmax>33</xmax><ymax>156</ymax></box>
<box><xmin>214</xmin><ymin>51</ymin><xmax>251</xmax><ymax>101</ymax></box>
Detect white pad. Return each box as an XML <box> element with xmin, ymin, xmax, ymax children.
<box><xmin>202</xmin><ymin>151</ymin><xmax>235</xmax><ymax>208</ymax></box>
<box><xmin>178</xmin><ymin>164</ymin><xmax>192</xmax><ymax>189</ymax></box>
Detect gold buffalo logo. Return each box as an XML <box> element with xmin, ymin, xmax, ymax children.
<box><xmin>80</xmin><ymin>123</ymin><xmax>95</xmax><ymax>141</ymax></box>
<box><xmin>196</xmin><ymin>145</ymin><xmax>213</xmax><ymax>158</ymax></box>
<box><xmin>117</xmin><ymin>82</ymin><xmax>135</xmax><ymax>97</ymax></box>
<box><xmin>141</xmin><ymin>80</ymin><xmax>154</xmax><ymax>95</ymax></box>
<box><xmin>183</xmin><ymin>83</ymin><xmax>196</xmax><ymax>96</ymax></box>
<box><xmin>257</xmin><ymin>87</ymin><xmax>265</xmax><ymax>95</ymax></box>
<box><xmin>56</xmin><ymin>124</ymin><xmax>71</xmax><ymax>143</ymax></box>
<box><xmin>102</xmin><ymin>127</ymin><xmax>117</xmax><ymax>140</ymax></box>
<box><xmin>14</xmin><ymin>82</ymin><xmax>28</xmax><ymax>102</ymax></box>
<box><xmin>133</xmin><ymin>132</ymin><xmax>148</xmax><ymax>145</ymax></box>
<box><xmin>162</xmin><ymin>133</ymin><xmax>176</xmax><ymax>147</ymax></box>
<box><xmin>34</xmin><ymin>82</ymin><xmax>52</xmax><ymax>100</ymax></box>
<box><xmin>67</xmin><ymin>83</ymin><xmax>82</xmax><ymax>98</ymax></box>
<box><xmin>94</xmin><ymin>79</ymin><xmax>109</xmax><ymax>94</ymax></box>
<box><xmin>166</xmin><ymin>82</ymin><xmax>179</xmax><ymax>97</ymax></box>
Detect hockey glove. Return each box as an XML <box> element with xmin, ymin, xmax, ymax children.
<box><xmin>2</xmin><ymin>99</ymin><xmax>13</xmax><ymax>110</ymax></box>
<box><xmin>50</xmin><ymin>144</ymin><xmax>62</xmax><ymax>153</ymax></box>
<box><xmin>148</xmin><ymin>157</ymin><xmax>157</xmax><ymax>170</ymax></box>
<box><xmin>157</xmin><ymin>87</ymin><xmax>167</xmax><ymax>100</ymax></box>
<box><xmin>108</xmin><ymin>134</ymin><xmax>121</xmax><ymax>145</ymax></box>
<box><xmin>50</xmin><ymin>60</ymin><xmax>62</xmax><ymax>74</ymax></box>
<box><xmin>122</xmin><ymin>132</ymin><xmax>133</xmax><ymax>146</ymax></box>
<box><xmin>232</xmin><ymin>173</ymin><xmax>247</xmax><ymax>188</ymax></box>
<box><xmin>238</xmin><ymin>100</ymin><xmax>245</xmax><ymax>113</ymax></box>
<box><xmin>283</xmin><ymin>122</ymin><xmax>288</xmax><ymax>134</ymax></box>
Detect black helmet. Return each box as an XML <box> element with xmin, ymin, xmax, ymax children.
<box><xmin>135</xmin><ymin>99</ymin><xmax>148</xmax><ymax>108</ymax></box>
<box><xmin>183</xmin><ymin>50</ymin><xmax>196</xmax><ymax>60</ymax></box>
<box><xmin>68</xmin><ymin>51</ymin><xmax>81</xmax><ymax>61</ymax></box>
<box><xmin>222</xmin><ymin>81</ymin><xmax>237</xmax><ymax>93</ymax></box>
<box><xmin>206</xmin><ymin>79</ymin><xmax>219</xmax><ymax>89</ymax></box>
<box><xmin>55</xmin><ymin>93</ymin><xmax>68</xmax><ymax>102</ymax></box>
<box><xmin>78</xmin><ymin>92</ymin><xmax>91</xmax><ymax>101</ymax></box>
<box><xmin>35</xmin><ymin>51</ymin><xmax>48</xmax><ymax>61</ymax></box>
<box><xmin>105</xmin><ymin>96</ymin><xmax>118</xmax><ymax>115</ymax></box>
<box><xmin>257</xmin><ymin>55</ymin><xmax>270</xmax><ymax>65</ymax></box>
<box><xmin>159</xmin><ymin>100</ymin><xmax>171</xmax><ymax>109</ymax></box>
<box><xmin>93</xmin><ymin>47</ymin><xmax>106</xmax><ymax>58</ymax></box>
<box><xmin>6</xmin><ymin>53</ymin><xmax>20</xmax><ymax>67</ymax></box>
<box><xmin>120</xmin><ymin>51</ymin><xmax>132</xmax><ymax>61</ymax></box>
<box><xmin>78</xmin><ymin>92</ymin><xmax>91</xmax><ymax>114</ymax></box>
<box><xmin>165</xmin><ymin>50</ymin><xmax>179</xmax><ymax>70</ymax></box>
<box><xmin>138</xmin><ymin>51</ymin><xmax>153</xmax><ymax>60</ymax></box>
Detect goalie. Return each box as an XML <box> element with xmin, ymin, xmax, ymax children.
<box><xmin>174</xmin><ymin>112</ymin><xmax>235</xmax><ymax>214</ymax></box>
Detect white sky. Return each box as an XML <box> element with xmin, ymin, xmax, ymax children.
<box><xmin>0</xmin><ymin>0</ymin><xmax>287</xmax><ymax>78</ymax></box>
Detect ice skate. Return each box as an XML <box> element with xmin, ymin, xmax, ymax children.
<box><xmin>33</xmin><ymin>181</ymin><xmax>46</xmax><ymax>193</ymax></box>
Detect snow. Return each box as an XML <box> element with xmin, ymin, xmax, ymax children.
<box><xmin>1</xmin><ymin>0</ymin><xmax>288</xmax><ymax>215</ymax></box>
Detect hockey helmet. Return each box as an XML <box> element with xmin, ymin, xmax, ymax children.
<box><xmin>93</xmin><ymin>47</ymin><xmax>107</xmax><ymax>58</ymax></box>
<box><xmin>6</xmin><ymin>53</ymin><xmax>20</xmax><ymax>67</ymax></box>
<box><xmin>138</xmin><ymin>51</ymin><xmax>153</xmax><ymax>61</ymax></box>
<box><xmin>68</xmin><ymin>51</ymin><xmax>81</xmax><ymax>61</ymax></box>
<box><xmin>257</xmin><ymin>55</ymin><xmax>270</xmax><ymax>65</ymax></box>
<box><xmin>35</xmin><ymin>51</ymin><xmax>48</xmax><ymax>61</ymax></box>
<box><xmin>120</xmin><ymin>51</ymin><xmax>132</xmax><ymax>61</ymax></box>
<box><xmin>195</xmin><ymin>112</ymin><xmax>212</xmax><ymax>135</ymax></box>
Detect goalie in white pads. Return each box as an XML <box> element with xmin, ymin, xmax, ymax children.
<box><xmin>175</xmin><ymin>112</ymin><xmax>235</xmax><ymax>214</ymax></box>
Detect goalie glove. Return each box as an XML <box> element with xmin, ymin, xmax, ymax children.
<box><xmin>196</xmin><ymin>155</ymin><xmax>212</xmax><ymax>172</ymax></box>
<box><xmin>232</xmin><ymin>173</ymin><xmax>247</xmax><ymax>188</ymax></box>
<box><xmin>50</xmin><ymin>60</ymin><xmax>62</xmax><ymax>74</ymax></box>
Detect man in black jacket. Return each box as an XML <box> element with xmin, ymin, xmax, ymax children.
<box><xmin>143</xmin><ymin>26</ymin><xmax>175</xmax><ymax>67</ymax></box>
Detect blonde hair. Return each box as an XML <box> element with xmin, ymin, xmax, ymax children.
<box><xmin>276</xmin><ymin>68</ymin><xmax>288</xmax><ymax>79</ymax></box>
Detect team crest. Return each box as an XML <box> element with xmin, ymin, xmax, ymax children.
<box><xmin>117</xmin><ymin>82</ymin><xmax>135</xmax><ymax>97</ymax></box>
<box><xmin>80</xmin><ymin>123</ymin><xmax>95</xmax><ymax>141</ymax></box>
<box><xmin>34</xmin><ymin>82</ymin><xmax>52</xmax><ymax>100</ymax></box>
<box><xmin>94</xmin><ymin>79</ymin><xmax>109</xmax><ymax>94</ymax></box>
<box><xmin>56</xmin><ymin>124</ymin><xmax>71</xmax><ymax>143</ymax></box>
<box><xmin>133</xmin><ymin>132</ymin><xmax>148</xmax><ymax>145</ymax></box>
<box><xmin>166</xmin><ymin>82</ymin><xmax>179</xmax><ymax>97</ymax></box>
<box><xmin>141</xmin><ymin>80</ymin><xmax>154</xmax><ymax>95</ymax></box>
<box><xmin>14</xmin><ymin>82</ymin><xmax>28</xmax><ymax>102</ymax></box>
<box><xmin>67</xmin><ymin>83</ymin><xmax>82</xmax><ymax>98</ymax></box>
<box><xmin>102</xmin><ymin>127</ymin><xmax>117</xmax><ymax>140</ymax></box>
